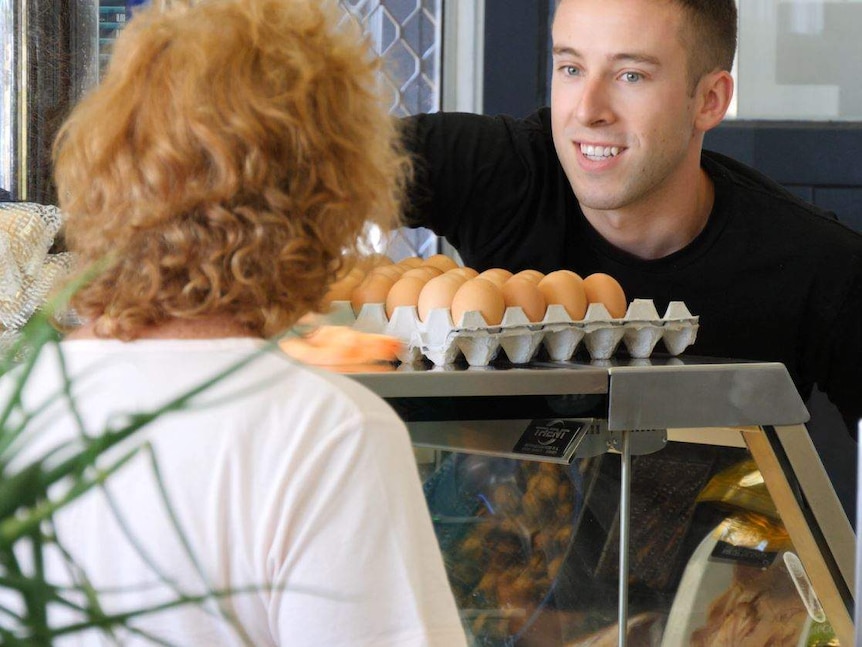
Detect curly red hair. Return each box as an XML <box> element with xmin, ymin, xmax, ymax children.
<box><xmin>54</xmin><ymin>0</ymin><xmax>410</xmax><ymax>339</ymax></box>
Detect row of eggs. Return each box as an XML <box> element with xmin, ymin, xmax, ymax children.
<box><xmin>325</xmin><ymin>254</ymin><xmax>628</xmax><ymax>326</ymax></box>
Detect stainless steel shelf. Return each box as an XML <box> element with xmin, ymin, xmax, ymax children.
<box><xmin>349</xmin><ymin>361</ymin><xmax>608</xmax><ymax>397</ymax></box>
<box><xmin>349</xmin><ymin>355</ymin><xmax>810</xmax><ymax>430</ymax></box>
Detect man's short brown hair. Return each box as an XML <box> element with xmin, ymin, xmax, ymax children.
<box><xmin>674</xmin><ymin>0</ymin><xmax>738</xmax><ymax>90</ymax></box>
<box><xmin>553</xmin><ymin>0</ymin><xmax>737</xmax><ymax>91</ymax></box>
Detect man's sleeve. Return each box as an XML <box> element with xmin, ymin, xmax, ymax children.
<box><xmin>400</xmin><ymin>112</ymin><xmax>537</xmax><ymax>254</ymax></box>
<box><xmin>818</xmin><ymin>254</ymin><xmax>862</xmax><ymax>438</ymax></box>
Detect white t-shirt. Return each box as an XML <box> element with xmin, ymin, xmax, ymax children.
<box><xmin>1</xmin><ymin>338</ymin><xmax>467</xmax><ymax>646</ymax></box>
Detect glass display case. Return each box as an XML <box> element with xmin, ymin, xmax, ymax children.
<box><xmin>349</xmin><ymin>356</ymin><xmax>855</xmax><ymax>646</ymax></box>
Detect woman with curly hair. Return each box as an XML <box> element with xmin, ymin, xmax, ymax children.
<box><xmin>2</xmin><ymin>0</ymin><xmax>468</xmax><ymax>644</ymax></box>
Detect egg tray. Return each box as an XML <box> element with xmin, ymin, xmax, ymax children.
<box><xmin>324</xmin><ymin>298</ymin><xmax>699</xmax><ymax>368</ymax></box>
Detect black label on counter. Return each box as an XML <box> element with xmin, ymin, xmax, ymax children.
<box><xmin>512</xmin><ymin>419</ymin><xmax>586</xmax><ymax>459</ymax></box>
<box><xmin>710</xmin><ymin>540</ymin><xmax>777</xmax><ymax>569</ymax></box>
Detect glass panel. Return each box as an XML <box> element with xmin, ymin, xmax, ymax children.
<box><xmin>420</xmin><ymin>452</ymin><xmax>615</xmax><ymax>646</ymax></box>
<box><xmin>733</xmin><ymin>0</ymin><xmax>862</xmax><ymax>121</ymax></box>
<box><xmin>340</xmin><ymin>0</ymin><xmax>442</xmax><ymax>260</ymax></box>
<box><xmin>98</xmin><ymin>3</ymin><xmax>128</xmax><ymax>74</ymax></box>
<box><xmin>641</xmin><ymin>441</ymin><xmax>840</xmax><ymax>646</ymax></box>
<box><xmin>341</xmin><ymin>0</ymin><xmax>440</xmax><ymax>116</ymax></box>
<box><xmin>418</xmin><ymin>440</ymin><xmax>843</xmax><ymax>646</ymax></box>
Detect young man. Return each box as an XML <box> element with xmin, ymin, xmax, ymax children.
<box><xmin>403</xmin><ymin>0</ymin><xmax>862</xmax><ymax>437</ymax></box>
<box><xmin>0</xmin><ymin>1</ymin><xmax>467</xmax><ymax>645</ymax></box>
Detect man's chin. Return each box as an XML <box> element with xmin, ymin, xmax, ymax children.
<box><xmin>567</xmin><ymin>182</ymin><xmax>629</xmax><ymax>212</ymax></box>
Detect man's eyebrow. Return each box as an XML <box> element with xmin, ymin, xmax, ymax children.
<box><xmin>552</xmin><ymin>46</ymin><xmax>580</xmax><ymax>58</ymax></box>
<box><xmin>552</xmin><ymin>46</ymin><xmax>661</xmax><ymax>67</ymax></box>
<box><xmin>611</xmin><ymin>52</ymin><xmax>661</xmax><ymax>67</ymax></box>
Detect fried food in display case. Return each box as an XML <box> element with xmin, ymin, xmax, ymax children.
<box><xmin>423</xmin><ymin>455</ymin><xmax>595</xmax><ymax>645</ymax></box>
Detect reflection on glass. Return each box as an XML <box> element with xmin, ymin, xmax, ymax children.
<box><xmin>419</xmin><ymin>442</ymin><xmax>840</xmax><ymax>646</ymax></box>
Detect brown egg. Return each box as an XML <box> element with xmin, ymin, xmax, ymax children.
<box><xmin>350</xmin><ymin>273</ymin><xmax>395</xmax><ymax>314</ymax></box>
<box><xmin>369</xmin><ymin>264</ymin><xmax>406</xmax><ymax>281</ymax></box>
<box><xmin>502</xmin><ymin>276</ymin><xmax>547</xmax><ymax>322</ymax></box>
<box><xmin>332</xmin><ymin>257</ymin><xmax>359</xmax><ymax>279</ymax></box>
<box><xmin>445</xmin><ymin>267</ymin><xmax>479</xmax><ymax>280</ymax></box>
<box><xmin>328</xmin><ymin>263</ymin><xmax>364</xmax><ymax>286</ymax></box>
<box><xmin>323</xmin><ymin>273</ymin><xmax>362</xmax><ymax>305</ymax></box>
<box><xmin>441</xmin><ymin>272</ymin><xmax>469</xmax><ymax>286</ymax></box>
<box><xmin>537</xmin><ymin>270</ymin><xmax>587</xmax><ymax>320</ymax></box>
<box><xmin>357</xmin><ymin>253</ymin><xmax>394</xmax><ymax>271</ymax></box>
<box><xmin>401</xmin><ymin>266</ymin><xmax>443</xmax><ymax>282</ymax></box>
<box><xmin>450</xmin><ymin>278</ymin><xmax>506</xmax><ymax>326</ymax></box>
<box><xmin>396</xmin><ymin>256</ymin><xmax>424</xmax><ymax>269</ymax></box>
<box><xmin>423</xmin><ymin>253</ymin><xmax>459</xmax><ymax>273</ymax></box>
<box><xmin>417</xmin><ymin>274</ymin><xmax>465</xmax><ymax>321</ymax></box>
<box><xmin>477</xmin><ymin>268</ymin><xmax>513</xmax><ymax>288</ymax></box>
<box><xmin>513</xmin><ymin>269</ymin><xmax>545</xmax><ymax>284</ymax></box>
<box><xmin>583</xmin><ymin>273</ymin><xmax>627</xmax><ymax>318</ymax></box>
<box><xmin>344</xmin><ymin>266</ymin><xmax>366</xmax><ymax>282</ymax></box>
<box><xmin>385</xmin><ymin>276</ymin><xmax>427</xmax><ymax>318</ymax></box>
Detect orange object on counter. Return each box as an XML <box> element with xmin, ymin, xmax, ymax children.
<box><xmin>280</xmin><ymin>325</ymin><xmax>402</xmax><ymax>366</ymax></box>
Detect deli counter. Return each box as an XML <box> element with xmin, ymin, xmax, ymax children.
<box><xmin>348</xmin><ymin>356</ymin><xmax>855</xmax><ymax>647</ymax></box>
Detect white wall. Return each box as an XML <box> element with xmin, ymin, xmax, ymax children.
<box><xmin>734</xmin><ymin>1</ymin><xmax>862</xmax><ymax>120</ymax></box>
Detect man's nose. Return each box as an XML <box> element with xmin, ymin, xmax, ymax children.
<box><xmin>575</xmin><ymin>77</ymin><xmax>614</xmax><ymax>127</ymax></box>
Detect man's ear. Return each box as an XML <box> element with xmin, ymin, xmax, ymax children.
<box><xmin>694</xmin><ymin>70</ymin><xmax>734</xmax><ymax>132</ymax></box>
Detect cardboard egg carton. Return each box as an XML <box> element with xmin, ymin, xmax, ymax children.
<box><xmin>326</xmin><ymin>298</ymin><xmax>699</xmax><ymax>367</ymax></box>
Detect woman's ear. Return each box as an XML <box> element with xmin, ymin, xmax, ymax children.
<box><xmin>694</xmin><ymin>70</ymin><xmax>734</xmax><ymax>132</ymax></box>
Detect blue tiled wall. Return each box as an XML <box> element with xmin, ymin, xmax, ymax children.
<box><xmin>705</xmin><ymin>122</ymin><xmax>862</xmax><ymax>233</ymax></box>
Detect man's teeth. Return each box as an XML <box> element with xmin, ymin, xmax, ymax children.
<box><xmin>580</xmin><ymin>144</ymin><xmax>620</xmax><ymax>160</ymax></box>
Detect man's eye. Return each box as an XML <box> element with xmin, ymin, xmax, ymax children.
<box><xmin>621</xmin><ymin>71</ymin><xmax>643</xmax><ymax>83</ymax></box>
<box><xmin>560</xmin><ymin>65</ymin><xmax>580</xmax><ymax>77</ymax></box>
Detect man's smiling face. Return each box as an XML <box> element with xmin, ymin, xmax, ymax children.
<box><xmin>550</xmin><ymin>0</ymin><xmax>704</xmax><ymax>217</ymax></box>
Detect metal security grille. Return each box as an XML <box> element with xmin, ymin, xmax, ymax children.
<box><xmin>339</xmin><ymin>0</ymin><xmax>443</xmax><ymax>260</ymax></box>
<box><xmin>340</xmin><ymin>0</ymin><xmax>441</xmax><ymax>116</ymax></box>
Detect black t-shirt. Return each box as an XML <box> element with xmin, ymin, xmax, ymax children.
<box><xmin>403</xmin><ymin>108</ymin><xmax>862</xmax><ymax>434</ymax></box>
